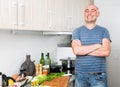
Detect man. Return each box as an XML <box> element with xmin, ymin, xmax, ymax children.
<box><xmin>71</xmin><ymin>5</ymin><xmax>111</xmax><ymax>87</ymax></box>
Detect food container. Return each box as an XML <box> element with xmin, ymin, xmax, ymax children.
<box><xmin>42</xmin><ymin>65</ymin><xmax>50</xmax><ymax>75</ymax></box>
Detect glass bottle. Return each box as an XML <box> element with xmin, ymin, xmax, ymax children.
<box><xmin>40</xmin><ymin>53</ymin><xmax>45</xmax><ymax>65</ymax></box>
<box><xmin>45</xmin><ymin>52</ymin><xmax>51</xmax><ymax>67</ymax></box>
<box><xmin>45</xmin><ymin>53</ymin><xmax>51</xmax><ymax>73</ymax></box>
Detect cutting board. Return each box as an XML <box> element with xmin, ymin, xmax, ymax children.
<box><xmin>41</xmin><ymin>76</ymin><xmax>70</xmax><ymax>87</ymax></box>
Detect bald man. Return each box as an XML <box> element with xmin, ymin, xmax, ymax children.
<box><xmin>71</xmin><ymin>5</ymin><xmax>111</xmax><ymax>87</ymax></box>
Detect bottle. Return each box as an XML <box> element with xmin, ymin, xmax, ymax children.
<box><xmin>40</xmin><ymin>53</ymin><xmax>45</xmax><ymax>65</ymax></box>
<box><xmin>0</xmin><ymin>72</ymin><xmax>2</xmax><ymax>87</ymax></box>
<box><xmin>45</xmin><ymin>53</ymin><xmax>51</xmax><ymax>67</ymax></box>
<box><xmin>20</xmin><ymin>55</ymin><xmax>36</xmax><ymax>76</ymax></box>
<box><xmin>45</xmin><ymin>52</ymin><xmax>51</xmax><ymax>73</ymax></box>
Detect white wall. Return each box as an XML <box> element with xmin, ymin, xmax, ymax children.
<box><xmin>95</xmin><ymin>0</ymin><xmax>120</xmax><ymax>87</ymax></box>
<box><xmin>0</xmin><ymin>29</ymin><xmax>71</xmax><ymax>76</ymax></box>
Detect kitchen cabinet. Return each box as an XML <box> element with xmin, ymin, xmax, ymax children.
<box><xmin>0</xmin><ymin>0</ymin><xmax>33</xmax><ymax>30</ymax></box>
<box><xmin>45</xmin><ymin>0</ymin><xmax>94</xmax><ymax>32</ymax></box>
<box><xmin>0</xmin><ymin>0</ymin><xmax>44</xmax><ymax>30</ymax></box>
<box><xmin>0</xmin><ymin>0</ymin><xmax>16</xmax><ymax>30</ymax></box>
<box><xmin>64</xmin><ymin>0</ymin><xmax>94</xmax><ymax>32</ymax></box>
<box><xmin>0</xmin><ymin>0</ymin><xmax>93</xmax><ymax>31</ymax></box>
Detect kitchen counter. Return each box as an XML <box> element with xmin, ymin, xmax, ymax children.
<box><xmin>24</xmin><ymin>75</ymin><xmax>75</xmax><ymax>87</ymax></box>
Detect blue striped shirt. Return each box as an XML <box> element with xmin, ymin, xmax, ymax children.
<box><xmin>72</xmin><ymin>25</ymin><xmax>111</xmax><ymax>73</ymax></box>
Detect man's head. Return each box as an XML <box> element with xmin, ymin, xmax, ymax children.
<box><xmin>84</xmin><ymin>5</ymin><xmax>100</xmax><ymax>23</ymax></box>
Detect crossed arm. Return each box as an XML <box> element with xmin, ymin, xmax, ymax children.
<box><xmin>71</xmin><ymin>38</ymin><xmax>111</xmax><ymax>57</ymax></box>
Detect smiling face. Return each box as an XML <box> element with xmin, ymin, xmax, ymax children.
<box><xmin>84</xmin><ymin>5</ymin><xmax>100</xmax><ymax>23</ymax></box>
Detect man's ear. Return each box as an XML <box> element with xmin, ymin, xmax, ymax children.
<box><xmin>97</xmin><ymin>11</ymin><xmax>100</xmax><ymax>17</ymax></box>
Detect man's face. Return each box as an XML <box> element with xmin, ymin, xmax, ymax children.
<box><xmin>84</xmin><ymin>5</ymin><xmax>99</xmax><ymax>23</ymax></box>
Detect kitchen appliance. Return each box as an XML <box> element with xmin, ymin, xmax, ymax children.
<box><xmin>60</xmin><ymin>57</ymin><xmax>75</xmax><ymax>74</ymax></box>
<box><xmin>56</xmin><ymin>47</ymin><xmax>75</xmax><ymax>74</ymax></box>
<box><xmin>50</xmin><ymin>65</ymin><xmax>62</xmax><ymax>73</ymax></box>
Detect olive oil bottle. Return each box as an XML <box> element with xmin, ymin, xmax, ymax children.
<box><xmin>45</xmin><ymin>52</ymin><xmax>51</xmax><ymax>67</ymax></box>
<box><xmin>40</xmin><ymin>53</ymin><xmax>45</xmax><ymax>65</ymax></box>
<box><xmin>45</xmin><ymin>52</ymin><xmax>51</xmax><ymax>73</ymax></box>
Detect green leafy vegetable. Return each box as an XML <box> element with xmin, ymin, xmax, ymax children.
<box><xmin>31</xmin><ymin>72</ymin><xmax>65</xmax><ymax>85</ymax></box>
<box><xmin>46</xmin><ymin>72</ymin><xmax>65</xmax><ymax>81</ymax></box>
<box><xmin>37</xmin><ymin>75</ymin><xmax>47</xmax><ymax>84</ymax></box>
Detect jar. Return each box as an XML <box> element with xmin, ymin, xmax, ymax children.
<box><xmin>42</xmin><ymin>65</ymin><xmax>50</xmax><ymax>75</ymax></box>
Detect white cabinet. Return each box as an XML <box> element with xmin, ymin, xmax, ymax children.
<box><xmin>0</xmin><ymin>0</ymin><xmax>16</xmax><ymax>29</ymax></box>
<box><xmin>17</xmin><ymin>0</ymin><xmax>32</xmax><ymax>30</ymax></box>
<box><xmin>64</xmin><ymin>0</ymin><xmax>94</xmax><ymax>32</ymax></box>
<box><xmin>0</xmin><ymin>0</ymin><xmax>33</xmax><ymax>30</ymax></box>
<box><xmin>40</xmin><ymin>0</ymin><xmax>93</xmax><ymax>32</ymax></box>
<box><xmin>31</xmin><ymin>0</ymin><xmax>48</xmax><ymax>31</ymax></box>
<box><xmin>0</xmin><ymin>0</ymin><xmax>42</xmax><ymax>30</ymax></box>
<box><xmin>0</xmin><ymin>0</ymin><xmax>93</xmax><ymax>31</ymax></box>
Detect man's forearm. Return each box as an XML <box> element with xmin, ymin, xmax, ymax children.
<box><xmin>88</xmin><ymin>47</ymin><xmax>110</xmax><ymax>57</ymax></box>
<box><xmin>88</xmin><ymin>39</ymin><xmax>111</xmax><ymax>57</ymax></box>
<box><xmin>72</xmin><ymin>44</ymin><xmax>102</xmax><ymax>55</ymax></box>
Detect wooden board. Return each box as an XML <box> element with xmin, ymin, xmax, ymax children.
<box><xmin>40</xmin><ymin>76</ymin><xmax>70</xmax><ymax>87</ymax></box>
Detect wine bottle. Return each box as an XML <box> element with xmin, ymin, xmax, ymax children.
<box><xmin>40</xmin><ymin>53</ymin><xmax>45</xmax><ymax>65</ymax></box>
<box><xmin>45</xmin><ymin>52</ymin><xmax>51</xmax><ymax>73</ymax></box>
<box><xmin>45</xmin><ymin>52</ymin><xmax>51</xmax><ymax>67</ymax></box>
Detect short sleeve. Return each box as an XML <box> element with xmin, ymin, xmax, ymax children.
<box><xmin>103</xmin><ymin>28</ymin><xmax>111</xmax><ymax>42</ymax></box>
<box><xmin>71</xmin><ymin>29</ymin><xmax>80</xmax><ymax>40</ymax></box>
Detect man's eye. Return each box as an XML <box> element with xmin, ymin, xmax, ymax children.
<box><xmin>91</xmin><ymin>9</ymin><xmax>96</xmax><ymax>12</ymax></box>
<box><xmin>85</xmin><ymin>10</ymin><xmax>89</xmax><ymax>13</ymax></box>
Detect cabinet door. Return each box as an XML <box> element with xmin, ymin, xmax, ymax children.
<box><xmin>0</xmin><ymin>0</ymin><xmax>17</xmax><ymax>30</ymax></box>
<box><xmin>52</xmin><ymin>0</ymin><xmax>66</xmax><ymax>31</ymax></box>
<box><xmin>49</xmin><ymin>0</ymin><xmax>93</xmax><ymax>32</ymax></box>
<box><xmin>64</xmin><ymin>0</ymin><xmax>73</xmax><ymax>31</ymax></box>
<box><xmin>31</xmin><ymin>0</ymin><xmax>48</xmax><ymax>31</ymax></box>
<box><xmin>17</xmin><ymin>0</ymin><xmax>32</xmax><ymax>30</ymax></box>
<box><xmin>17</xmin><ymin>0</ymin><xmax>49</xmax><ymax>31</ymax></box>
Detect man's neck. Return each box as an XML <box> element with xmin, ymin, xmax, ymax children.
<box><xmin>85</xmin><ymin>22</ymin><xmax>96</xmax><ymax>29</ymax></box>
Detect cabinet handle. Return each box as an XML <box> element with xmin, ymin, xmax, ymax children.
<box><xmin>48</xmin><ymin>10</ymin><xmax>52</xmax><ymax>28</ymax></box>
<box><xmin>67</xmin><ymin>16</ymin><xmax>72</xmax><ymax>29</ymax></box>
<box><xmin>19</xmin><ymin>4</ymin><xmax>25</xmax><ymax>26</ymax></box>
<box><xmin>48</xmin><ymin>10</ymin><xmax>55</xmax><ymax>29</ymax></box>
<box><xmin>12</xmin><ymin>1</ymin><xmax>18</xmax><ymax>26</ymax></box>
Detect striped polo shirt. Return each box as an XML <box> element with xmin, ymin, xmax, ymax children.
<box><xmin>72</xmin><ymin>25</ymin><xmax>111</xmax><ymax>73</ymax></box>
